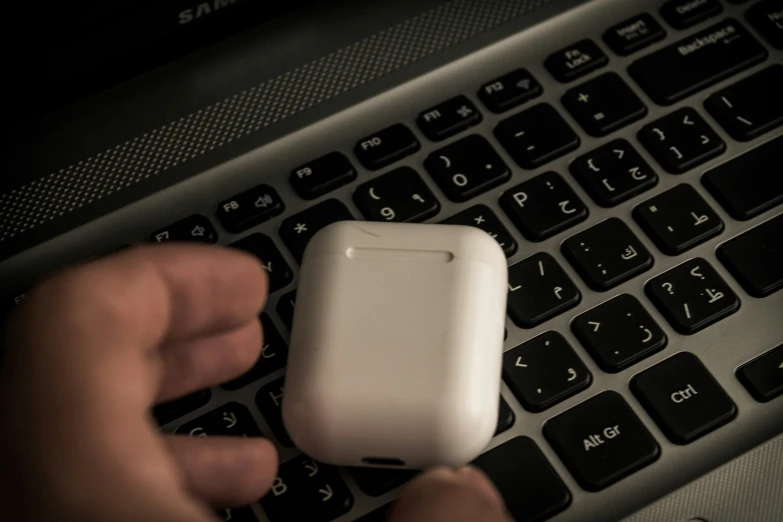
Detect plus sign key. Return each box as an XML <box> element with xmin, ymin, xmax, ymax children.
<box><xmin>280</xmin><ymin>199</ymin><xmax>354</xmax><ymax>263</ymax></box>
<box><xmin>562</xmin><ymin>73</ymin><xmax>647</xmax><ymax>137</ymax></box>
<box><xmin>150</xmin><ymin>214</ymin><xmax>218</xmax><ymax>244</ymax></box>
<box><xmin>440</xmin><ymin>204</ymin><xmax>517</xmax><ymax>257</ymax></box>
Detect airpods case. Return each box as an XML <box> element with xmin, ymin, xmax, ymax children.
<box><xmin>282</xmin><ymin>221</ymin><xmax>508</xmax><ymax>469</ymax></box>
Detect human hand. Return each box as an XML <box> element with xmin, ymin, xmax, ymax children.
<box><xmin>0</xmin><ymin>244</ymin><xmax>512</xmax><ymax>522</ymax></box>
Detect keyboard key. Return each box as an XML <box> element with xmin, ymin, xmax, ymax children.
<box><xmin>280</xmin><ymin>199</ymin><xmax>354</xmax><ymax>263</ymax></box>
<box><xmin>705</xmin><ymin>65</ymin><xmax>783</xmax><ymax>142</ymax></box>
<box><xmin>151</xmin><ymin>215</ymin><xmax>218</xmax><ymax>244</ymax></box>
<box><xmin>218</xmin><ymin>507</ymin><xmax>257</xmax><ymax>522</ymax></box>
<box><xmin>628</xmin><ymin>19</ymin><xmax>768</xmax><ymax>105</ymax></box>
<box><xmin>440</xmin><ymin>205</ymin><xmax>517</xmax><ymax>257</ymax></box>
<box><xmin>562</xmin><ymin>218</ymin><xmax>654</xmax><ymax>291</ymax></box>
<box><xmin>632</xmin><ymin>352</ymin><xmax>737</xmax><ymax>444</ymax></box>
<box><xmin>354</xmin><ymin>168</ymin><xmax>440</xmax><ymax>223</ymax></box>
<box><xmin>277</xmin><ymin>291</ymin><xmax>297</xmax><ymax>330</ymax></box>
<box><xmin>639</xmin><ymin>108</ymin><xmax>725</xmax><ymax>174</ymax></box>
<box><xmin>572</xmin><ymin>295</ymin><xmax>667</xmax><ymax>373</ymax></box>
<box><xmin>702</xmin><ymin>135</ymin><xmax>783</xmax><ymax>220</ymax></box>
<box><xmin>718</xmin><ymin>213</ymin><xmax>783</xmax><ymax>297</ymax></box>
<box><xmin>543</xmin><ymin>391</ymin><xmax>660</xmax><ymax>492</ymax></box>
<box><xmin>562</xmin><ymin>73</ymin><xmax>647</xmax><ymax>137</ymax></box>
<box><xmin>354</xmin><ymin>124</ymin><xmax>420</xmax><ymax>171</ymax></box>
<box><xmin>255</xmin><ymin>377</ymin><xmax>294</xmax><ymax>447</ymax></box>
<box><xmin>11</xmin><ymin>292</ymin><xmax>27</xmax><ymax>306</ymax></box>
<box><xmin>496</xmin><ymin>397</ymin><xmax>515</xmax><ymax>435</ymax></box>
<box><xmin>603</xmin><ymin>13</ymin><xmax>666</xmax><ymax>55</ymax></box>
<box><xmin>737</xmin><ymin>344</ymin><xmax>783</xmax><ymax>402</ymax></box>
<box><xmin>153</xmin><ymin>389</ymin><xmax>211</xmax><ymax>426</ymax></box>
<box><xmin>646</xmin><ymin>258</ymin><xmax>740</xmax><ymax>334</ymax></box>
<box><xmin>660</xmin><ymin>0</ymin><xmax>723</xmax><ymax>29</ymax></box>
<box><xmin>570</xmin><ymin>139</ymin><xmax>657</xmax><ymax>207</ymax></box>
<box><xmin>506</xmin><ymin>253</ymin><xmax>581</xmax><ymax>328</ymax></box>
<box><xmin>634</xmin><ymin>184</ymin><xmax>724</xmax><ymax>255</ymax></box>
<box><xmin>495</xmin><ymin>103</ymin><xmax>581</xmax><ymax>169</ymax></box>
<box><xmin>503</xmin><ymin>331</ymin><xmax>592</xmax><ymax>412</ymax></box>
<box><xmin>424</xmin><ymin>135</ymin><xmax>510</xmax><ymax>202</ymax></box>
<box><xmin>222</xmin><ymin>315</ymin><xmax>287</xmax><ymax>391</ymax></box>
<box><xmin>417</xmin><ymin>96</ymin><xmax>482</xmax><ymax>141</ymax></box>
<box><xmin>350</xmin><ymin>468</ymin><xmax>418</xmax><ymax>497</ymax></box>
<box><xmin>500</xmin><ymin>172</ymin><xmax>588</xmax><ymax>242</ymax></box>
<box><xmin>176</xmin><ymin>402</ymin><xmax>262</xmax><ymax>438</ymax></box>
<box><xmin>290</xmin><ymin>152</ymin><xmax>357</xmax><ymax>200</ymax></box>
<box><xmin>545</xmin><ymin>39</ymin><xmax>609</xmax><ymax>83</ymax></box>
<box><xmin>474</xmin><ymin>437</ymin><xmax>572</xmax><ymax>522</ymax></box>
<box><xmin>355</xmin><ymin>506</ymin><xmax>390</xmax><ymax>522</ymax></box>
<box><xmin>230</xmin><ymin>234</ymin><xmax>293</xmax><ymax>293</ymax></box>
<box><xmin>216</xmin><ymin>185</ymin><xmax>285</xmax><ymax>233</ymax></box>
<box><xmin>746</xmin><ymin>0</ymin><xmax>783</xmax><ymax>49</ymax></box>
<box><xmin>261</xmin><ymin>456</ymin><xmax>353</xmax><ymax>522</ymax></box>
<box><xmin>478</xmin><ymin>69</ymin><xmax>543</xmax><ymax>113</ymax></box>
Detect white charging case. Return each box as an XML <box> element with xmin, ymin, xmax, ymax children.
<box><xmin>282</xmin><ymin>221</ymin><xmax>508</xmax><ymax>469</ymax></box>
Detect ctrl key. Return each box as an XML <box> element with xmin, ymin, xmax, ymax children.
<box><xmin>543</xmin><ymin>391</ymin><xmax>660</xmax><ymax>492</ymax></box>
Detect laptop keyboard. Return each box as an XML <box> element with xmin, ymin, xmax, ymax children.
<box><xmin>7</xmin><ymin>1</ymin><xmax>781</xmax><ymax>521</ymax></box>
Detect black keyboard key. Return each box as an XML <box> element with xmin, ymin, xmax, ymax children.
<box><xmin>474</xmin><ymin>437</ymin><xmax>572</xmax><ymax>522</ymax></box>
<box><xmin>261</xmin><ymin>456</ymin><xmax>353</xmax><ymax>522</ymax></box>
<box><xmin>153</xmin><ymin>389</ymin><xmax>211</xmax><ymax>426</ymax></box>
<box><xmin>639</xmin><ymin>108</ymin><xmax>725</xmax><ymax>174</ymax></box>
<box><xmin>703</xmin><ymin>135</ymin><xmax>783</xmax><ymax>220</ymax></box>
<box><xmin>230</xmin><ymin>234</ymin><xmax>293</xmax><ymax>293</ymax></box>
<box><xmin>737</xmin><ymin>344</ymin><xmax>783</xmax><ymax>402</ymax></box>
<box><xmin>705</xmin><ymin>65</ymin><xmax>783</xmax><ymax>141</ymax></box>
<box><xmin>562</xmin><ymin>218</ymin><xmax>654</xmax><ymax>291</ymax></box>
<box><xmin>354</xmin><ymin>167</ymin><xmax>440</xmax><ymax>223</ymax></box>
<box><xmin>176</xmin><ymin>402</ymin><xmax>261</xmax><ymax>438</ymax></box>
<box><xmin>506</xmin><ymin>253</ymin><xmax>581</xmax><ymax>328</ymax></box>
<box><xmin>12</xmin><ymin>292</ymin><xmax>27</xmax><ymax>306</ymax></box>
<box><xmin>543</xmin><ymin>391</ymin><xmax>660</xmax><ymax>492</ymax></box>
<box><xmin>496</xmin><ymin>397</ymin><xmax>515</xmax><ymax>435</ymax></box>
<box><xmin>350</xmin><ymin>468</ymin><xmax>418</xmax><ymax>497</ymax></box>
<box><xmin>151</xmin><ymin>215</ymin><xmax>218</xmax><ymax>244</ymax></box>
<box><xmin>495</xmin><ymin>103</ymin><xmax>581</xmax><ymax>169</ymax></box>
<box><xmin>440</xmin><ymin>205</ymin><xmax>517</xmax><ymax>257</ymax></box>
<box><xmin>277</xmin><ymin>291</ymin><xmax>297</xmax><ymax>330</ymax></box>
<box><xmin>660</xmin><ymin>0</ymin><xmax>723</xmax><ymax>29</ymax></box>
<box><xmin>632</xmin><ymin>352</ymin><xmax>737</xmax><ymax>444</ymax></box>
<box><xmin>545</xmin><ymin>39</ymin><xmax>609</xmax><ymax>83</ymax></box>
<box><xmin>634</xmin><ymin>184</ymin><xmax>724</xmax><ymax>255</ymax></box>
<box><xmin>570</xmin><ymin>139</ymin><xmax>657</xmax><ymax>207</ymax></box>
<box><xmin>417</xmin><ymin>96</ymin><xmax>482</xmax><ymax>141</ymax></box>
<box><xmin>503</xmin><ymin>332</ymin><xmax>592</xmax><ymax>412</ymax></box>
<box><xmin>500</xmin><ymin>172</ymin><xmax>588</xmax><ymax>242</ymax></box>
<box><xmin>424</xmin><ymin>135</ymin><xmax>510</xmax><ymax>202</ymax></box>
<box><xmin>255</xmin><ymin>377</ymin><xmax>294</xmax><ymax>447</ymax></box>
<box><xmin>218</xmin><ymin>507</ymin><xmax>257</xmax><ymax>522</ymax></box>
<box><xmin>290</xmin><ymin>152</ymin><xmax>357</xmax><ymax>200</ymax></box>
<box><xmin>562</xmin><ymin>73</ymin><xmax>647</xmax><ymax>137</ymax></box>
<box><xmin>603</xmin><ymin>13</ymin><xmax>666</xmax><ymax>55</ymax></box>
<box><xmin>354</xmin><ymin>124</ymin><xmax>420</xmax><ymax>171</ymax></box>
<box><xmin>646</xmin><ymin>258</ymin><xmax>740</xmax><ymax>334</ymax></box>
<box><xmin>629</xmin><ymin>19</ymin><xmax>768</xmax><ymax>105</ymax></box>
<box><xmin>216</xmin><ymin>185</ymin><xmax>285</xmax><ymax>233</ymax></box>
<box><xmin>718</xmin><ymin>213</ymin><xmax>783</xmax><ymax>297</ymax></box>
<box><xmin>573</xmin><ymin>294</ymin><xmax>667</xmax><ymax>373</ymax></box>
<box><xmin>222</xmin><ymin>315</ymin><xmax>287</xmax><ymax>391</ymax></box>
<box><xmin>479</xmin><ymin>69</ymin><xmax>543</xmax><ymax>113</ymax></box>
<box><xmin>747</xmin><ymin>0</ymin><xmax>783</xmax><ymax>49</ymax></box>
<box><xmin>279</xmin><ymin>199</ymin><xmax>354</xmax><ymax>263</ymax></box>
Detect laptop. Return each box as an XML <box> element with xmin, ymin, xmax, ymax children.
<box><xmin>1</xmin><ymin>0</ymin><xmax>782</xmax><ymax>521</ymax></box>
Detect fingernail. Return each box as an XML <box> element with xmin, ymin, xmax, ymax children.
<box><xmin>456</xmin><ymin>466</ymin><xmax>504</xmax><ymax>509</ymax></box>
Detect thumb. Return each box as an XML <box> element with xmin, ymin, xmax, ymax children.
<box><xmin>387</xmin><ymin>467</ymin><xmax>513</xmax><ymax>522</ymax></box>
